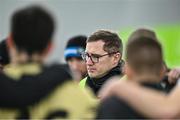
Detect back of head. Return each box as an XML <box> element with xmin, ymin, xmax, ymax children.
<box><xmin>64</xmin><ymin>35</ymin><xmax>87</xmax><ymax>61</ymax></box>
<box><xmin>11</xmin><ymin>5</ymin><xmax>55</xmax><ymax>55</ymax></box>
<box><xmin>87</xmin><ymin>30</ymin><xmax>123</xmax><ymax>55</ymax></box>
<box><xmin>126</xmin><ymin>36</ymin><xmax>163</xmax><ymax>76</ymax></box>
<box><xmin>128</xmin><ymin>28</ymin><xmax>157</xmax><ymax>43</ymax></box>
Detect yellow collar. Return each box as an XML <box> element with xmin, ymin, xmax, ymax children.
<box><xmin>4</xmin><ymin>63</ymin><xmax>42</xmax><ymax>80</ymax></box>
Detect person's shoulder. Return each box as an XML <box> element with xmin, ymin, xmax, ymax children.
<box><xmin>31</xmin><ymin>81</ymin><xmax>98</xmax><ymax>119</ymax></box>
<box><xmin>97</xmin><ymin>95</ymin><xmax>144</xmax><ymax>119</ymax></box>
<box><xmin>98</xmin><ymin>96</ymin><xmax>122</xmax><ymax>111</ymax></box>
<box><xmin>0</xmin><ymin>63</ymin><xmax>73</xmax><ymax>108</ymax></box>
<box><xmin>79</xmin><ymin>77</ymin><xmax>88</xmax><ymax>89</ymax></box>
<box><xmin>55</xmin><ymin>81</ymin><xmax>97</xmax><ymax>103</ymax></box>
<box><xmin>43</xmin><ymin>63</ymin><xmax>72</xmax><ymax>80</ymax></box>
<box><xmin>44</xmin><ymin>63</ymin><xmax>70</xmax><ymax>74</ymax></box>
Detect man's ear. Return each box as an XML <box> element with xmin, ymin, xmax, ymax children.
<box><xmin>113</xmin><ymin>52</ymin><xmax>121</xmax><ymax>64</ymax></box>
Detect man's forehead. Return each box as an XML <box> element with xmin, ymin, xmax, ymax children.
<box><xmin>85</xmin><ymin>47</ymin><xmax>106</xmax><ymax>54</ymax></box>
<box><xmin>86</xmin><ymin>41</ymin><xmax>105</xmax><ymax>52</ymax></box>
<box><xmin>87</xmin><ymin>39</ymin><xmax>105</xmax><ymax>44</ymax></box>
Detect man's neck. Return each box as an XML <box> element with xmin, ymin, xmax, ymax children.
<box><xmin>10</xmin><ymin>52</ymin><xmax>44</xmax><ymax>65</ymax></box>
<box><xmin>128</xmin><ymin>74</ymin><xmax>161</xmax><ymax>84</ymax></box>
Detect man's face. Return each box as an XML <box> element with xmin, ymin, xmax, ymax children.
<box><xmin>67</xmin><ymin>57</ymin><xmax>87</xmax><ymax>79</ymax></box>
<box><xmin>85</xmin><ymin>40</ymin><xmax>118</xmax><ymax>78</ymax></box>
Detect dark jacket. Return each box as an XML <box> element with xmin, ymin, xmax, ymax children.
<box><xmin>96</xmin><ymin>82</ymin><xmax>165</xmax><ymax>119</ymax></box>
<box><xmin>86</xmin><ymin>62</ymin><xmax>124</xmax><ymax>95</ymax></box>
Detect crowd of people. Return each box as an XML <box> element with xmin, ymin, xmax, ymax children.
<box><xmin>0</xmin><ymin>4</ymin><xmax>180</xmax><ymax>119</ymax></box>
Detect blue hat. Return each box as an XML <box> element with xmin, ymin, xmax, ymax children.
<box><xmin>64</xmin><ymin>46</ymin><xmax>84</xmax><ymax>59</ymax></box>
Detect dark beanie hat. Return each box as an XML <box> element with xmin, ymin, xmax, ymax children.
<box><xmin>64</xmin><ymin>35</ymin><xmax>87</xmax><ymax>61</ymax></box>
<box><xmin>0</xmin><ymin>39</ymin><xmax>10</xmax><ymax>65</ymax></box>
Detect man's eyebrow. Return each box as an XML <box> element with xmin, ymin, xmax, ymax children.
<box><xmin>91</xmin><ymin>53</ymin><xmax>101</xmax><ymax>57</ymax></box>
<box><xmin>85</xmin><ymin>52</ymin><xmax>102</xmax><ymax>56</ymax></box>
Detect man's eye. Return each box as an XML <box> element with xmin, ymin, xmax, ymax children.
<box><xmin>91</xmin><ymin>55</ymin><xmax>99</xmax><ymax>59</ymax></box>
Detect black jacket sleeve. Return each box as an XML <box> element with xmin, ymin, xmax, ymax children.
<box><xmin>96</xmin><ymin>96</ymin><xmax>145</xmax><ymax>119</ymax></box>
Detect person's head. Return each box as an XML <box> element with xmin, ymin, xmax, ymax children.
<box><xmin>64</xmin><ymin>35</ymin><xmax>87</xmax><ymax>79</ymax></box>
<box><xmin>82</xmin><ymin>30</ymin><xmax>123</xmax><ymax>78</ymax></box>
<box><xmin>128</xmin><ymin>28</ymin><xmax>157</xmax><ymax>43</ymax></box>
<box><xmin>125</xmin><ymin>35</ymin><xmax>164</xmax><ymax>83</ymax></box>
<box><xmin>8</xmin><ymin>5</ymin><xmax>54</xmax><ymax>63</ymax></box>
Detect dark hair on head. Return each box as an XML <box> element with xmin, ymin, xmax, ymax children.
<box><xmin>65</xmin><ymin>35</ymin><xmax>87</xmax><ymax>49</ymax></box>
<box><xmin>87</xmin><ymin>30</ymin><xmax>123</xmax><ymax>55</ymax></box>
<box><xmin>128</xmin><ymin>28</ymin><xmax>157</xmax><ymax>43</ymax></box>
<box><xmin>11</xmin><ymin>5</ymin><xmax>55</xmax><ymax>55</ymax></box>
<box><xmin>126</xmin><ymin>36</ymin><xmax>163</xmax><ymax>75</ymax></box>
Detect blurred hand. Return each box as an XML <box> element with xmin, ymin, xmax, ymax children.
<box><xmin>168</xmin><ymin>68</ymin><xmax>180</xmax><ymax>84</ymax></box>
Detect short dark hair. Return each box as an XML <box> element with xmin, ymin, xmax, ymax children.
<box><xmin>126</xmin><ymin>36</ymin><xmax>163</xmax><ymax>75</ymax></box>
<box><xmin>11</xmin><ymin>5</ymin><xmax>55</xmax><ymax>55</ymax></box>
<box><xmin>87</xmin><ymin>30</ymin><xmax>123</xmax><ymax>55</ymax></box>
<box><xmin>128</xmin><ymin>28</ymin><xmax>157</xmax><ymax>43</ymax></box>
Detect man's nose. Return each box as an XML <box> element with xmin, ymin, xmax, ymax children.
<box><xmin>86</xmin><ymin>57</ymin><xmax>94</xmax><ymax>65</ymax></box>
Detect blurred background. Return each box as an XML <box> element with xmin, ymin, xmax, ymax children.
<box><xmin>0</xmin><ymin>0</ymin><xmax>180</xmax><ymax>68</ymax></box>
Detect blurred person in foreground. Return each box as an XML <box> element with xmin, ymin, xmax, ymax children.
<box><xmin>131</xmin><ymin>28</ymin><xmax>180</xmax><ymax>92</ymax></box>
<box><xmin>97</xmin><ymin>28</ymin><xmax>166</xmax><ymax>119</ymax></box>
<box><xmin>121</xmin><ymin>28</ymin><xmax>178</xmax><ymax>93</ymax></box>
<box><xmin>0</xmin><ymin>5</ymin><xmax>97</xmax><ymax>119</ymax></box>
<box><xmin>99</xmin><ymin>31</ymin><xmax>180</xmax><ymax>119</ymax></box>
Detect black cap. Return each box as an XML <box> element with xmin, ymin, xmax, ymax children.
<box><xmin>64</xmin><ymin>35</ymin><xmax>87</xmax><ymax>60</ymax></box>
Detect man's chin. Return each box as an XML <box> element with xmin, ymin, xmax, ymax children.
<box><xmin>88</xmin><ymin>72</ymin><xmax>108</xmax><ymax>79</ymax></box>
<box><xmin>88</xmin><ymin>73</ymin><xmax>97</xmax><ymax>78</ymax></box>
<box><xmin>89</xmin><ymin>73</ymin><xmax>104</xmax><ymax>79</ymax></box>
